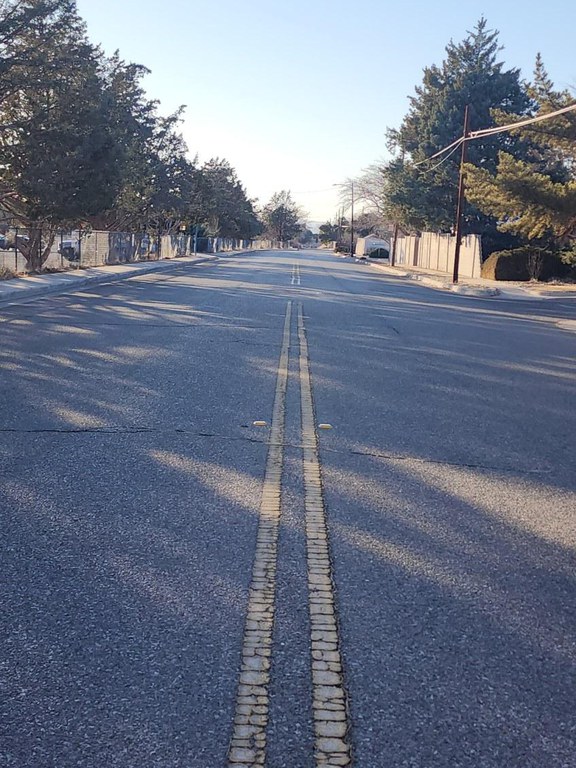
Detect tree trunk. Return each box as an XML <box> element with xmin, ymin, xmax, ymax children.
<box><xmin>19</xmin><ymin>228</ymin><xmax>55</xmax><ymax>273</ymax></box>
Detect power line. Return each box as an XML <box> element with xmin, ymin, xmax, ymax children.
<box><xmin>469</xmin><ymin>102</ymin><xmax>576</xmax><ymax>140</ymax></box>
<box><xmin>414</xmin><ymin>136</ymin><xmax>465</xmax><ymax>167</ymax></box>
<box><xmin>414</xmin><ymin>102</ymin><xmax>576</xmax><ymax>168</ymax></box>
<box><xmin>422</xmin><ymin>140</ymin><xmax>465</xmax><ymax>173</ymax></box>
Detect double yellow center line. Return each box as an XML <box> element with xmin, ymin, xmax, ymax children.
<box><xmin>227</xmin><ymin>303</ymin><xmax>291</xmax><ymax>765</ymax></box>
<box><xmin>228</xmin><ymin>301</ymin><xmax>351</xmax><ymax>766</ymax></box>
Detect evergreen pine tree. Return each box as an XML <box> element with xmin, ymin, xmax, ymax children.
<box><xmin>383</xmin><ymin>18</ymin><xmax>531</xmax><ymax>247</ymax></box>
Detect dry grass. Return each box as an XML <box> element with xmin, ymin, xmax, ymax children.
<box><xmin>0</xmin><ymin>265</ymin><xmax>16</xmax><ymax>281</ymax></box>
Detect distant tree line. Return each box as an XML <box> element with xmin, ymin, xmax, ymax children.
<box><xmin>0</xmin><ymin>0</ymin><xmax>265</xmax><ymax>271</ymax></box>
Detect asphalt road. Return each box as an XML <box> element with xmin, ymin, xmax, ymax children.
<box><xmin>1</xmin><ymin>250</ymin><xmax>575</xmax><ymax>767</ymax></box>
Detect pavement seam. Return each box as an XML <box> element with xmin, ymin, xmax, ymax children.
<box><xmin>298</xmin><ymin>303</ymin><xmax>353</xmax><ymax>767</ymax></box>
<box><xmin>227</xmin><ymin>300</ymin><xmax>292</xmax><ymax>767</ymax></box>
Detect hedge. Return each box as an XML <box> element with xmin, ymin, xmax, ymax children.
<box><xmin>368</xmin><ymin>248</ymin><xmax>389</xmax><ymax>259</ymax></box>
<box><xmin>481</xmin><ymin>247</ymin><xmax>567</xmax><ymax>281</ymax></box>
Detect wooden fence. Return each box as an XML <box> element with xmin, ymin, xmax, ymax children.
<box><xmin>394</xmin><ymin>232</ymin><xmax>482</xmax><ymax>278</ymax></box>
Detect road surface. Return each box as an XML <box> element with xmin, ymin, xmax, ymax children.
<box><xmin>1</xmin><ymin>250</ymin><xmax>575</xmax><ymax>767</ymax></box>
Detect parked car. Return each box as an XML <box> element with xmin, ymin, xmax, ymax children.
<box><xmin>58</xmin><ymin>239</ymin><xmax>80</xmax><ymax>261</ymax></box>
<box><xmin>0</xmin><ymin>234</ymin><xmax>27</xmax><ymax>250</ymax></box>
<box><xmin>7</xmin><ymin>234</ymin><xmax>30</xmax><ymax>252</ymax></box>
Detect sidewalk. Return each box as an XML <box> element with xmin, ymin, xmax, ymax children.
<box><xmin>359</xmin><ymin>258</ymin><xmax>576</xmax><ymax>300</ymax></box>
<box><xmin>0</xmin><ymin>253</ymin><xmax>226</xmax><ymax>307</ymax></box>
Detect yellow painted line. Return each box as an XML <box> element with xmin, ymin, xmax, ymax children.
<box><xmin>227</xmin><ymin>301</ymin><xmax>292</xmax><ymax>766</ymax></box>
<box><xmin>298</xmin><ymin>303</ymin><xmax>352</xmax><ymax>766</ymax></box>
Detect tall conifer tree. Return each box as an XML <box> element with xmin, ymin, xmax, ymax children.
<box><xmin>383</xmin><ymin>19</ymin><xmax>531</xmax><ymax>247</ymax></box>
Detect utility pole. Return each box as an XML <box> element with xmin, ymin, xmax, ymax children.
<box><xmin>452</xmin><ymin>104</ymin><xmax>470</xmax><ymax>284</ymax></box>
<box><xmin>350</xmin><ymin>181</ymin><xmax>355</xmax><ymax>258</ymax></box>
<box><xmin>391</xmin><ymin>222</ymin><xmax>399</xmax><ymax>267</ymax></box>
<box><xmin>332</xmin><ymin>181</ymin><xmax>355</xmax><ymax>255</ymax></box>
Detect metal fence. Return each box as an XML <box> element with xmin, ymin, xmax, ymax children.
<box><xmin>0</xmin><ymin>228</ymin><xmax>254</xmax><ymax>274</ymax></box>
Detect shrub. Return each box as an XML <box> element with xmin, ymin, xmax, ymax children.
<box><xmin>334</xmin><ymin>241</ymin><xmax>351</xmax><ymax>254</ymax></box>
<box><xmin>560</xmin><ymin>244</ymin><xmax>576</xmax><ymax>266</ymax></box>
<box><xmin>0</xmin><ymin>266</ymin><xmax>15</xmax><ymax>281</ymax></box>
<box><xmin>481</xmin><ymin>247</ymin><xmax>567</xmax><ymax>281</ymax></box>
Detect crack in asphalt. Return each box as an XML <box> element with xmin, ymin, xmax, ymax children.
<box><xmin>0</xmin><ymin>426</ymin><xmax>551</xmax><ymax>475</ymax></box>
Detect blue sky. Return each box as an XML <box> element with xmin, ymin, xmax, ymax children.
<box><xmin>76</xmin><ymin>0</ymin><xmax>575</xmax><ymax>223</ymax></box>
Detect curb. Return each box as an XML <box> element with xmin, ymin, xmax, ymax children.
<box><xmin>368</xmin><ymin>262</ymin><xmax>496</xmax><ymax>296</ymax></box>
<box><xmin>366</xmin><ymin>261</ymin><xmax>575</xmax><ymax>300</ymax></box>
<box><xmin>529</xmin><ymin>290</ymin><xmax>576</xmax><ymax>298</ymax></box>
<box><xmin>417</xmin><ymin>275</ymin><xmax>500</xmax><ymax>297</ymax></box>
<box><xmin>0</xmin><ymin>254</ymin><xmax>221</xmax><ymax>308</ymax></box>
